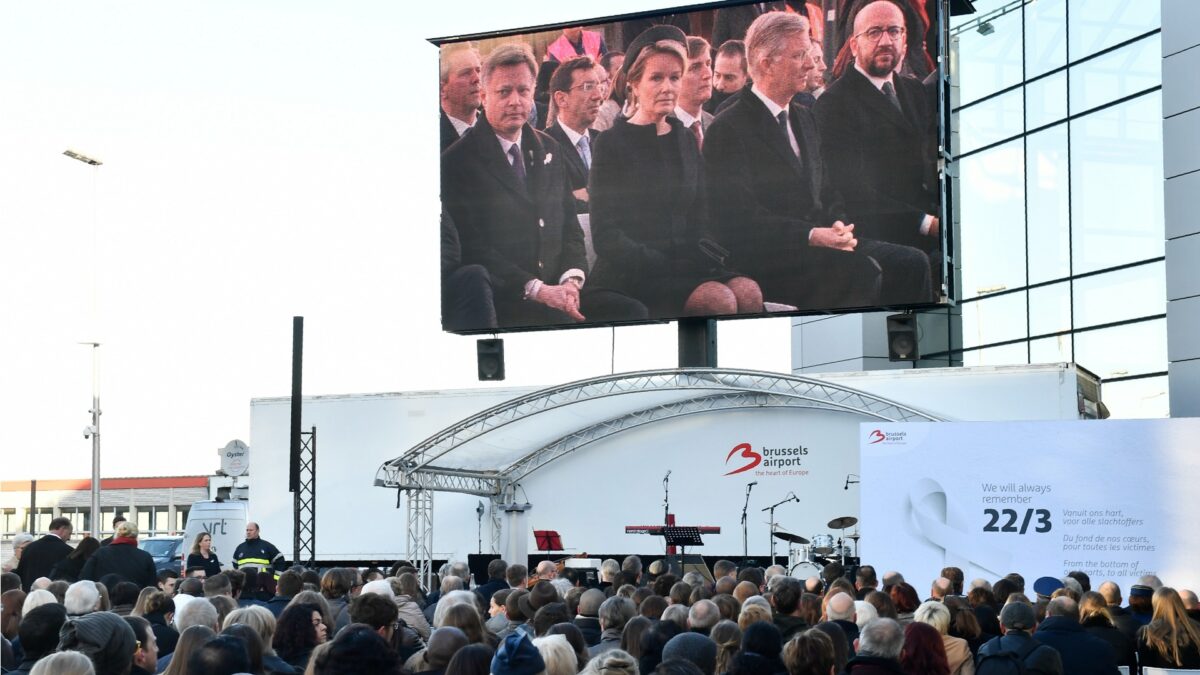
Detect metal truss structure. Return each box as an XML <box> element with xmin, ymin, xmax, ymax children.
<box><xmin>292</xmin><ymin>427</ymin><xmax>316</xmax><ymax>567</ymax></box>
<box><xmin>374</xmin><ymin>369</ymin><xmax>942</xmax><ymax>578</ymax></box>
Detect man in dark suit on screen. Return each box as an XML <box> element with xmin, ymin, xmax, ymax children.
<box><xmin>814</xmin><ymin>0</ymin><xmax>939</xmax><ymax>252</ymax></box>
<box><xmin>440</xmin><ymin>43</ymin><xmax>482</xmax><ymax>151</ymax></box>
<box><xmin>544</xmin><ymin>55</ymin><xmax>602</xmax><ymax>215</ymax></box>
<box><xmin>703</xmin><ymin>11</ymin><xmax>931</xmax><ymax>310</ymax></box>
<box><xmin>441</xmin><ymin>44</ymin><xmax>645</xmax><ymax>330</ymax></box>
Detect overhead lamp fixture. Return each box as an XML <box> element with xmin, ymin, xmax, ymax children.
<box><xmin>503</xmin><ymin>502</ymin><xmax>532</xmax><ymax>513</ymax></box>
<box><xmin>977</xmin><ymin>21</ymin><xmax>995</xmax><ymax>36</ymax></box>
<box><xmin>64</xmin><ymin>148</ymin><xmax>103</xmax><ymax>166</ymax></box>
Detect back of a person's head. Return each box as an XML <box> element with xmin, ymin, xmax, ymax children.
<box><xmin>315</xmin><ymin>623</ymin><xmax>401</xmax><ymax>675</ymax></box>
<box><xmin>661</xmin><ymin>631</ymin><xmax>718</xmax><ymax>675</ymax></box>
<box><xmin>532</xmin><ymin>633</ymin><xmax>579</xmax><ymax>675</ymax></box>
<box><xmin>58</xmin><ymin>610</ymin><xmax>138</xmax><ymax>675</ymax></box>
<box><xmin>445</xmin><ymin>642</ymin><xmax>494</xmax><ymax>675</ymax></box>
<box><xmin>782</xmin><ymin>628</ymin><xmax>835</xmax><ymax>675</ymax></box>
<box><xmin>583</xmin><ymin>648</ymin><xmax>639</xmax><ymax>675</ymax></box>
<box><xmin>203</xmin><ymin>573</ymin><xmax>232</xmax><ymax>598</ymax></box>
<box><xmin>688</xmin><ymin>599</ymin><xmax>720</xmax><ymax>633</ymax></box>
<box><xmin>276</xmin><ymin>570</ymin><xmax>303</xmax><ymax>597</ymax></box>
<box><xmin>349</xmin><ymin>588</ymin><xmax>400</xmax><ymax>630</ymax></box>
<box><xmin>534</xmin><ymin>602</ymin><xmax>572</xmax><ymax>636</ymax></box>
<box><xmin>856</xmin><ymin>618</ymin><xmax>903</xmax><ymax>660</ymax></box>
<box><xmin>654</xmin><ymin>657</ymin><xmax>705</xmax><ymax>675</ymax></box>
<box><xmin>1046</xmin><ymin>596</ymin><xmax>1079</xmax><ymax>621</ymax></box>
<box><xmin>600</xmin><ymin>595</ymin><xmax>636</xmax><ymax>632</ymax></box>
<box><xmin>111</xmin><ymin>581</ymin><xmax>141</xmax><ymax>607</ymax></box>
<box><xmin>177</xmin><ymin>593</ymin><xmax>220</xmax><ymax>631</ymax></box>
<box><xmin>221</xmin><ymin>623</ymin><xmax>264</xmax><ymax>674</ymax></box>
<box><xmin>187</xmin><ymin>634</ymin><xmax>251</xmax><ymax>675</ymax></box>
<box><xmin>998</xmin><ymin>600</ymin><xmax>1036</xmax><ymax>632</ymax></box>
<box><xmin>29</xmin><ymin>650</ymin><xmax>96</xmax><ymax>675</ymax></box>
<box><xmin>20</xmin><ymin>603</ymin><xmax>69</xmax><ymax>659</ymax></box>
<box><xmin>64</xmin><ymin>580</ymin><xmax>100</xmax><ymax>615</ymax></box>
<box><xmin>488</xmin><ymin>558</ymin><xmax>509</xmax><ymax>580</ymax></box>
<box><xmin>177</xmin><ymin>577</ymin><xmax>204</xmax><ymax>597</ymax></box>
<box><xmin>579</xmin><ymin>588</ymin><xmax>606</xmax><ymax>617</ymax></box>
<box><xmin>913</xmin><ymin>600</ymin><xmax>951</xmax><ymax>634</ymax></box>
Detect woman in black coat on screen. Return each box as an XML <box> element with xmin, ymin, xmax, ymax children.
<box><xmin>588</xmin><ymin>26</ymin><xmax>761</xmax><ymax>319</ymax></box>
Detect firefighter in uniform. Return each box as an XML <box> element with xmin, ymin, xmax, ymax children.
<box><xmin>232</xmin><ymin>522</ymin><xmax>284</xmax><ymax>581</ymax></box>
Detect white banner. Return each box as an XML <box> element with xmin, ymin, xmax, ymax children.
<box><xmin>859</xmin><ymin>419</ymin><xmax>1200</xmax><ymax>591</ymax></box>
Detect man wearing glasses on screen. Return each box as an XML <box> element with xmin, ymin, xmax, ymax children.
<box><xmin>814</xmin><ymin>0</ymin><xmax>939</xmax><ymax>255</ymax></box>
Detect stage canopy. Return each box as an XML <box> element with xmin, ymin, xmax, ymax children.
<box><xmin>375</xmin><ymin>368</ymin><xmax>943</xmax><ymax>498</ymax></box>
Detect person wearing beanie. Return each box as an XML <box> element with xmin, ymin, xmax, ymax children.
<box><xmin>58</xmin><ymin>610</ymin><xmax>138</xmax><ymax>675</ymax></box>
<box><xmin>492</xmin><ymin>632</ymin><xmax>546</xmax><ymax>675</ymax></box>
<box><xmin>662</xmin><ymin>632</ymin><xmax>718</xmax><ymax>675</ymax></box>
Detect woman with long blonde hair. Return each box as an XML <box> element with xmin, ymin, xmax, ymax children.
<box><xmin>1137</xmin><ymin>586</ymin><xmax>1200</xmax><ymax>669</ymax></box>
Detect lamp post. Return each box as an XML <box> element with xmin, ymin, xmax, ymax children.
<box><xmin>65</xmin><ymin>148</ymin><xmax>103</xmax><ymax>537</ymax></box>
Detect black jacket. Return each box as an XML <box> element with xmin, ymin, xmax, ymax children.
<box><xmin>1080</xmin><ymin>617</ymin><xmax>1135</xmax><ymax>669</ymax></box>
<box><xmin>15</xmin><ymin>534</ymin><xmax>72</xmax><ymax>590</ymax></box>
<box><xmin>588</xmin><ymin>115</ymin><xmax>712</xmax><ymax>312</ymax></box>
<box><xmin>80</xmin><ymin>540</ymin><xmax>156</xmax><ymax>588</ymax></box>
<box><xmin>1034</xmin><ymin>616</ymin><xmax>1119</xmax><ymax>675</ymax></box>
<box><xmin>814</xmin><ymin>67</ymin><xmax>937</xmax><ymax>249</ymax></box>
<box><xmin>574</xmin><ymin>616</ymin><xmax>603</xmax><ymax>646</ymax></box>
<box><xmin>544</xmin><ymin>123</ymin><xmax>598</xmax><ymax>215</ymax></box>
<box><xmin>976</xmin><ymin>631</ymin><xmax>1063</xmax><ymax>675</ymax></box>
<box><xmin>48</xmin><ymin>554</ymin><xmax>87</xmax><ymax>582</ymax></box>
<box><xmin>474</xmin><ymin>578</ymin><xmax>508</xmax><ymax>604</ymax></box>
<box><xmin>147</xmin><ymin>611</ymin><xmax>179</xmax><ymax>656</ymax></box>
<box><xmin>441</xmin><ymin>115</ymin><xmax>587</xmax><ymax>325</ymax></box>
<box><xmin>702</xmin><ymin>89</ymin><xmax>881</xmax><ymax>307</ymax></box>
<box><xmin>844</xmin><ymin>655</ymin><xmax>905</xmax><ymax>674</ymax></box>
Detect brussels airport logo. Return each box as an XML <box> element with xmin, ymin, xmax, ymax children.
<box><xmin>867</xmin><ymin>428</ymin><xmax>908</xmax><ymax>445</ymax></box>
<box><xmin>724</xmin><ymin>443</ymin><xmax>761</xmax><ymax>475</ymax></box>
<box><xmin>724</xmin><ymin>442</ymin><xmax>809</xmax><ymax>476</ymax></box>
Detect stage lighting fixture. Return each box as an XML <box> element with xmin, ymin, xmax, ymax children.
<box><xmin>977</xmin><ymin>21</ymin><xmax>995</xmax><ymax>36</ymax></box>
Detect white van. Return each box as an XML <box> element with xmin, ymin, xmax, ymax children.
<box><xmin>181</xmin><ymin>500</ymin><xmax>249</xmax><ymax>571</ymax></box>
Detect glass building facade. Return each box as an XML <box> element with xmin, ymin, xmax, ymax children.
<box><xmin>923</xmin><ymin>0</ymin><xmax>1166</xmax><ymax>418</ymax></box>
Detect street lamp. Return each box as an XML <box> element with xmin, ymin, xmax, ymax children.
<box><xmin>65</xmin><ymin>148</ymin><xmax>104</xmax><ymax>537</ymax></box>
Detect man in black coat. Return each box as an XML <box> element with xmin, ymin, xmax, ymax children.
<box><xmin>704</xmin><ymin>11</ymin><xmax>931</xmax><ymax>310</ymax></box>
<box><xmin>15</xmin><ymin>517</ymin><xmax>73</xmax><ymax>591</ymax></box>
<box><xmin>440</xmin><ymin>43</ymin><xmax>482</xmax><ymax>151</ymax></box>
<box><xmin>473</xmin><ymin>559</ymin><xmax>510</xmax><ymax>604</ymax></box>
<box><xmin>814</xmin><ymin>0</ymin><xmax>939</xmax><ymax>252</ymax></box>
<box><xmin>543</xmin><ymin>55</ymin><xmax>603</xmax><ymax>216</ymax></box>
<box><xmin>442</xmin><ymin>43</ymin><xmax>645</xmax><ymax>330</ymax></box>
<box><xmin>977</xmin><ymin>601</ymin><xmax>1064</xmax><ymax>675</ymax></box>
<box><xmin>80</xmin><ymin>521</ymin><xmax>157</xmax><ymax>589</ymax></box>
<box><xmin>1035</xmin><ymin>597</ymin><xmax>1120</xmax><ymax>675</ymax></box>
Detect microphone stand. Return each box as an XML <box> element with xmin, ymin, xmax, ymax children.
<box><xmin>741</xmin><ymin>482</ymin><xmax>755</xmax><ymax>561</ymax></box>
<box><xmin>762</xmin><ymin>493</ymin><xmax>799</xmax><ymax>564</ymax></box>
<box><xmin>663</xmin><ymin>471</ymin><xmax>671</xmax><ymax>556</ymax></box>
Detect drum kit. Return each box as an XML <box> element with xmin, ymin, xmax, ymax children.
<box><xmin>774</xmin><ymin>515</ymin><xmax>861</xmax><ymax>575</ymax></box>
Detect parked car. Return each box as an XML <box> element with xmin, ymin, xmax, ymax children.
<box><xmin>139</xmin><ymin>535</ymin><xmax>184</xmax><ymax>575</ymax></box>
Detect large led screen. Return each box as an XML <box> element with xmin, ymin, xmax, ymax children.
<box><xmin>439</xmin><ymin>0</ymin><xmax>947</xmax><ymax>333</ymax></box>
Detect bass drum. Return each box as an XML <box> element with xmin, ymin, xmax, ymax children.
<box><xmin>790</xmin><ymin>560</ymin><xmax>823</xmax><ymax>577</ymax></box>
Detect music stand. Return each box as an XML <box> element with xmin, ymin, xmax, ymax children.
<box><xmin>534</xmin><ymin>530</ymin><xmax>563</xmax><ymax>552</ymax></box>
<box><xmin>661</xmin><ymin>526</ymin><xmax>704</xmax><ymax>561</ymax></box>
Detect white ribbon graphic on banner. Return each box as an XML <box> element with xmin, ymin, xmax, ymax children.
<box><xmin>908</xmin><ymin>478</ymin><xmax>1011</xmax><ymax>576</ymax></box>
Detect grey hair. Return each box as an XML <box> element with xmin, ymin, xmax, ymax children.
<box><xmin>29</xmin><ymin>651</ymin><xmax>94</xmax><ymax>675</ymax></box>
<box><xmin>857</xmin><ymin>618</ymin><xmax>904</xmax><ymax>659</ymax></box>
<box><xmin>661</xmin><ymin>603</ymin><xmax>689</xmax><ymax>630</ymax></box>
<box><xmin>855</xmin><ymin>600</ymin><xmax>879</xmax><ymax>629</ymax></box>
<box><xmin>441</xmin><ymin>575</ymin><xmax>465</xmax><ymax>594</ymax></box>
<box><xmin>599</xmin><ymin>596</ymin><xmax>637</xmax><ymax>631</ymax></box>
<box><xmin>449</xmin><ymin>561</ymin><xmax>471</xmax><ymax>581</ymax></box>
<box><xmin>745</xmin><ymin>11</ymin><xmax>811</xmax><ymax>81</ymax></box>
<box><xmin>689</xmin><ymin>599</ymin><xmax>720</xmax><ymax>631</ymax></box>
<box><xmin>176</xmin><ymin>595</ymin><xmax>219</xmax><ymax>631</ymax></box>
<box><xmin>600</xmin><ymin>559</ymin><xmax>621</xmax><ymax>582</ymax></box>
<box><xmin>582</xmin><ymin>649</ymin><xmax>639</xmax><ymax>675</ymax></box>
<box><xmin>1046</xmin><ymin>596</ymin><xmax>1079</xmax><ymax>620</ymax></box>
<box><xmin>63</xmin><ymin>581</ymin><xmax>99</xmax><ymax>616</ymax></box>
<box><xmin>913</xmin><ymin>600</ymin><xmax>951</xmax><ymax>634</ymax></box>
<box><xmin>533</xmin><ymin>634</ymin><xmax>579</xmax><ymax>675</ymax></box>
<box><xmin>483</xmin><ymin>43</ymin><xmax>537</xmax><ymax>85</ymax></box>
<box><xmin>433</xmin><ymin>589</ymin><xmax>479</xmax><ymax>628</ymax></box>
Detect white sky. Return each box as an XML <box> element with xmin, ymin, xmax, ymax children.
<box><xmin>0</xmin><ymin>1</ymin><xmax>792</xmax><ymax>480</ymax></box>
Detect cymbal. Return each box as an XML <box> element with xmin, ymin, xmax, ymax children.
<box><xmin>846</xmin><ymin>533</ymin><xmax>861</xmax><ymax>541</ymax></box>
<box><xmin>827</xmin><ymin>516</ymin><xmax>858</xmax><ymax>530</ymax></box>
<box><xmin>772</xmin><ymin>531</ymin><xmax>810</xmax><ymax>544</ymax></box>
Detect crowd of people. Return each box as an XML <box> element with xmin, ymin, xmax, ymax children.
<box><xmin>2</xmin><ymin>514</ymin><xmax>1199</xmax><ymax>675</ymax></box>
<box><xmin>439</xmin><ymin>0</ymin><xmax>943</xmax><ymax>332</ymax></box>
